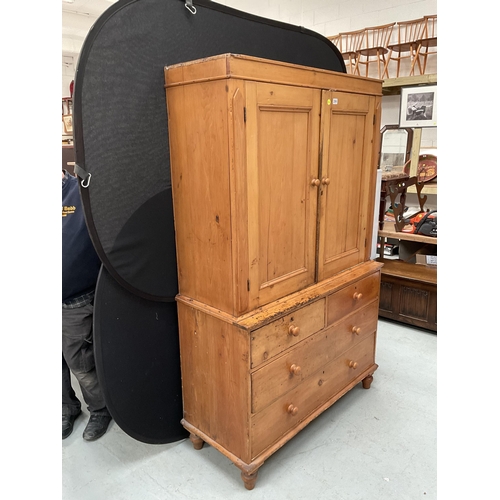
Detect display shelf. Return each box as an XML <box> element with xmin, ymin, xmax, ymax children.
<box><xmin>382</xmin><ymin>74</ymin><xmax>437</xmax><ymax>95</ymax></box>
<box><xmin>379</xmin><ymin>225</ymin><xmax>437</xmax><ymax>245</ymax></box>
<box><xmin>378</xmin><ymin>75</ymin><xmax>437</xmax><ymax>332</ymax></box>
<box><xmin>377</xmin><ymin>259</ymin><xmax>436</xmax><ymax>284</ymax></box>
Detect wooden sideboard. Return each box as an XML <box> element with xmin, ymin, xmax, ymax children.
<box><xmin>164</xmin><ymin>53</ymin><xmax>383</xmax><ymax>489</ymax></box>
<box><xmin>377</xmin><ymin>225</ymin><xmax>437</xmax><ymax>331</ymax></box>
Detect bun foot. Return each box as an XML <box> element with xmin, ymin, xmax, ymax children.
<box><xmin>362</xmin><ymin>374</ymin><xmax>374</xmax><ymax>389</ymax></box>
<box><xmin>241</xmin><ymin>470</ymin><xmax>258</xmax><ymax>490</ymax></box>
<box><xmin>189</xmin><ymin>433</ymin><xmax>204</xmax><ymax>450</ymax></box>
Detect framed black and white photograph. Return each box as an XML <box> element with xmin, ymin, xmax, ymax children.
<box><xmin>399</xmin><ymin>85</ymin><xmax>437</xmax><ymax>128</ymax></box>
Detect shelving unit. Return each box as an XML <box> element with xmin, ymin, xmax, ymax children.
<box><xmin>377</xmin><ymin>223</ymin><xmax>437</xmax><ymax>331</ymax></box>
<box><xmin>62</xmin><ymin>97</ymin><xmax>74</xmax><ymax>174</ymax></box>
<box><xmin>378</xmin><ymin>74</ymin><xmax>437</xmax><ymax>331</ymax></box>
<box><xmin>382</xmin><ymin>74</ymin><xmax>437</xmax><ymax>95</ymax></box>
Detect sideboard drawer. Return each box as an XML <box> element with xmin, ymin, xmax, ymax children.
<box><xmin>251</xmin><ymin>300</ymin><xmax>378</xmax><ymax>413</ymax></box>
<box><xmin>251</xmin><ymin>333</ymin><xmax>376</xmax><ymax>459</ymax></box>
<box><xmin>328</xmin><ymin>299</ymin><xmax>379</xmax><ymax>357</ymax></box>
<box><xmin>326</xmin><ymin>271</ymin><xmax>380</xmax><ymax>326</ymax></box>
<box><xmin>250</xmin><ymin>298</ymin><xmax>325</xmax><ymax>368</ymax></box>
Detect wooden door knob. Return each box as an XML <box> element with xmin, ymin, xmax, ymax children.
<box><xmin>287</xmin><ymin>404</ymin><xmax>299</xmax><ymax>416</ymax></box>
<box><xmin>348</xmin><ymin>360</ymin><xmax>358</xmax><ymax>369</ymax></box>
<box><xmin>311</xmin><ymin>178</ymin><xmax>320</xmax><ymax>186</ymax></box>
<box><xmin>321</xmin><ymin>177</ymin><xmax>330</xmax><ymax>185</ymax></box>
<box><xmin>352</xmin><ymin>326</ymin><xmax>361</xmax><ymax>335</ymax></box>
<box><xmin>288</xmin><ymin>325</ymin><xmax>300</xmax><ymax>336</ymax></box>
<box><xmin>289</xmin><ymin>364</ymin><xmax>301</xmax><ymax>376</ymax></box>
<box><xmin>353</xmin><ymin>292</ymin><xmax>363</xmax><ymax>300</ymax></box>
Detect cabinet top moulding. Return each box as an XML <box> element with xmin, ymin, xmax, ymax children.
<box><xmin>382</xmin><ymin>73</ymin><xmax>437</xmax><ymax>95</ymax></box>
<box><xmin>165</xmin><ymin>53</ymin><xmax>383</xmax><ymax>96</ymax></box>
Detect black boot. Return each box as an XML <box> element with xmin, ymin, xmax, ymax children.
<box><xmin>62</xmin><ymin>411</ymin><xmax>81</xmax><ymax>439</ymax></box>
<box><xmin>82</xmin><ymin>414</ymin><xmax>112</xmax><ymax>441</ymax></box>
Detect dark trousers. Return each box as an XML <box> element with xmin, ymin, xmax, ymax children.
<box><xmin>62</xmin><ymin>303</ymin><xmax>110</xmax><ymax>417</ymax></box>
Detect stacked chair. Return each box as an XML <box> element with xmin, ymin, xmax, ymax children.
<box><xmin>384</xmin><ymin>17</ymin><xmax>427</xmax><ymax>78</ymax></box>
<box><xmin>329</xmin><ymin>29</ymin><xmax>365</xmax><ymax>75</ymax></box>
<box><xmin>329</xmin><ymin>15</ymin><xmax>437</xmax><ymax>79</ymax></box>
<box><xmin>355</xmin><ymin>22</ymin><xmax>395</xmax><ymax>79</ymax></box>
<box><xmin>411</xmin><ymin>15</ymin><xmax>437</xmax><ymax>75</ymax></box>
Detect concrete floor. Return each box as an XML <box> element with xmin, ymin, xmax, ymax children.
<box><xmin>62</xmin><ymin>319</ymin><xmax>436</xmax><ymax>499</ymax></box>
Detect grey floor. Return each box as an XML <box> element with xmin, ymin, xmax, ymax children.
<box><xmin>62</xmin><ymin>319</ymin><xmax>436</xmax><ymax>500</ymax></box>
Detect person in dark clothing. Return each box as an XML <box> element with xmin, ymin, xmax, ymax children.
<box><xmin>62</xmin><ymin>169</ymin><xmax>112</xmax><ymax>440</ymax></box>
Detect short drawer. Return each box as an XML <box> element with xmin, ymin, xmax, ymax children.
<box><xmin>251</xmin><ymin>300</ymin><xmax>378</xmax><ymax>413</ymax></box>
<box><xmin>250</xmin><ymin>299</ymin><xmax>325</xmax><ymax>368</ymax></box>
<box><xmin>251</xmin><ymin>333</ymin><xmax>376</xmax><ymax>459</ymax></box>
<box><xmin>329</xmin><ymin>299</ymin><xmax>379</xmax><ymax>357</ymax></box>
<box><xmin>327</xmin><ymin>271</ymin><xmax>380</xmax><ymax>326</ymax></box>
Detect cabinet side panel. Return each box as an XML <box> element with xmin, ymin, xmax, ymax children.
<box><xmin>177</xmin><ymin>301</ymin><xmax>251</xmax><ymax>461</ymax></box>
<box><xmin>166</xmin><ymin>82</ymin><xmax>233</xmax><ymax>313</ymax></box>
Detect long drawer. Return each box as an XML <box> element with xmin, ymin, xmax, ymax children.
<box><xmin>251</xmin><ymin>300</ymin><xmax>378</xmax><ymax>413</ymax></box>
<box><xmin>250</xmin><ymin>333</ymin><xmax>376</xmax><ymax>459</ymax></box>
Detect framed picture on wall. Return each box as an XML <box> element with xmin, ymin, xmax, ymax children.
<box><xmin>399</xmin><ymin>85</ymin><xmax>437</xmax><ymax>128</ymax></box>
<box><xmin>62</xmin><ymin>114</ymin><xmax>73</xmax><ymax>135</ymax></box>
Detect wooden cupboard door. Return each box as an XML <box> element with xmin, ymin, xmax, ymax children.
<box><xmin>317</xmin><ymin>90</ymin><xmax>377</xmax><ymax>281</ymax></box>
<box><xmin>244</xmin><ymin>82</ymin><xmax>321</xmax><ymax>310</ymax></box>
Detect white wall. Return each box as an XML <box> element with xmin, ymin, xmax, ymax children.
<box><xmin>62</xmin><ymin>0</ymin><xmax>437</xmax><ymax>96</ymax></box>
<box><xmin>217</xmin><ymin>0</ymin><xmax>436</xmax><ymax>37</ymax></box>
<box><xmin>63</xmin><ymin>0</ymin><xmax>438</xmax><ymax>207</ymax></box>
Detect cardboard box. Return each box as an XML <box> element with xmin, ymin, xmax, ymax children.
<box><xmin>416</xmin><ymin>254</ymin><xmax>437</xmax><ymax>267</ymax></box>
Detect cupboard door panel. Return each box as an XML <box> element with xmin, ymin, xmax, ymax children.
<box><xmin>317</xmin><ymin>91</ymin><xmax>377</xmax><ymax>281</ymax></box>
<box><xmin>245</xmin><ymin>82</ymin><xmax>320</xmax><ymax>310</ymax></box>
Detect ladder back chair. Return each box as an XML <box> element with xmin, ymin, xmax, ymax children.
<box><xmin>411</xmin><ymin>14</ymin><xmax>437</xmax><ymax>75</ymax></box>
<box><xmin>328</xmin><ymin>29</ymin><xmax>364</xmax><ymax>75</ymax></box>
<box><xmin>355</xmin><ymin>22</ymin><xmax>395</xmax><ymax>79</ymax></box>
<box><xmin>383</xmin><ymin>18</ymin><xmax>427</xmax><ymax>78</ymax></box>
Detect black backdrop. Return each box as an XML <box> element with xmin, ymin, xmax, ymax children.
<box><xmin>74</xmin><ymin>0</ymin><xmax>345</xmax><ymax>443</ymax></box>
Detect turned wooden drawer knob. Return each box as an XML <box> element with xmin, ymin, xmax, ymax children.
<box><xmin>311</xmin><ymin>178</ymin><xmax>320</xmax><ymax>186</ymax></box>
<box><xmin>287</xmin><ymin>404</ymin><xmax>299</xmax><ymax>416</ymax></box>
<box><xmin>321</xmin><ymin>177</ymin><xmax>330</xmax><ymax>185</ymax></box>
<box><xmin>352</xmin><ymin>326</ymin><xmax>361</xmax><ymax>335</ymax></box>
<box><xmin>289</xmin><ymin>364</ymin><xmax>301</xmax><ymax>376</ymax></box>
<box><xmin>288</xmin><ymin>325</ymin><xmax>300</xmax><ymax>336</ymax></box>
<box><xmin>348</xmin><ymin>360</ymin><xmax>358</xmax><ymax>369</ymax></box>
<box><xmin>353</xmin><ymin>292</ymin><xmax>363</xmax><ymax>300</ymax></box>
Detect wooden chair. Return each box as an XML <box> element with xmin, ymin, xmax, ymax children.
<box><xmin>328</xmin><ymin>29</ymin><xmax>364</xmax><ymax>75</ymax></box>
<box><xmin>411</xmin><ymin>15</ymin><xmax>437</xmax><ymax>75</ymax></box>
<box><xmin>355</xmin><ymin>23</ymin><xmax>395</xmax><ymax>79</ymax></box>
<box><xmin>383</xmin><ymin>18</ymin><xmax>427</xmax><ymax>78</ymax></box>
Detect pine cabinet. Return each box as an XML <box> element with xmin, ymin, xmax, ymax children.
<box><xmin>166</xmin><ymin>54</ymin><xmax>381</xmax><ymax>317</ymax></box>
<box><xmin>164</xmin><ymin>54</ymin><xmax>383</xmax><ymax>489</ymax></box>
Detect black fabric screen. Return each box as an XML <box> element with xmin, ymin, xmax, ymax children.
<box><xmin>94</xmin><ymin>265</ymin><xmax>188</xmax><ymax>443</ymax></box>
<box><xmin>74</xmin><ymin>0</ymin><xmax>344</xmax><ymax>443</ymax></box>
<box><xmin>74</xmin><ymin>0</ymin><xmax>345</xmax><ymax>301</ymax></box>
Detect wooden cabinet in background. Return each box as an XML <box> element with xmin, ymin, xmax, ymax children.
<box><xmin>378</xmin><ymin>226</ymin><xmax>437</xmax><ymax>331</ymax></box>
<box><xmin>165</xmin><ymin>54</ymin><xmax>383</xmax><ymax>489</ymax></box>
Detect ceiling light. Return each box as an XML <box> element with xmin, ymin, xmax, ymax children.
<box><xmin>62</xmin><ymin>0</ymin><xmax>75</xmax><ymax>4</ymax></box>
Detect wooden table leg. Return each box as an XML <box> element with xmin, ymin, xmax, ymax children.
<box><xmin>362</xmin><ymin>374</ymin><xmax>374</xmax><ymax>389</ymax></box>
<box><xmin>241</xmin><ymin>470</ymin><xmax>258</xmax><ymax>490</ymax></box>
<box><xmin>189</xmin><ymin>433</ymin><xmax>204</xmax><ymax>450</ymax></box>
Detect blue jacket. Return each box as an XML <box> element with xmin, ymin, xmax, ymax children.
<box><xmin>62</xmin><ymin>171</ymin><xmax>102</xmax><ymax>302</ymax></box>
